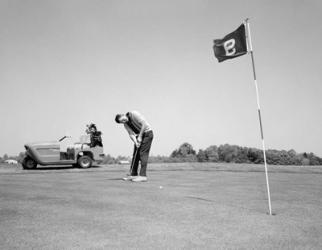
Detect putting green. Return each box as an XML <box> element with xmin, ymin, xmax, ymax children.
<box><xmin>0</xmin><ymin>163</ymin><xmax>321</xmax><ymax>249</ymax></box>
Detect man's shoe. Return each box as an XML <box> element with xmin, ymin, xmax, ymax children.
<box><xmin>122</xmin><ymin>176</ymin><xmax>137</xmax><ymax>181</ymax></box>
<box><xmin>131</xmin><ymin>176</ymin><xmax>148</xmax><ymax>182</ymax></box>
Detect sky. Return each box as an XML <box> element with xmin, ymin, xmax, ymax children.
<box><xmin>1</xmin><ymin>0</ymin><xmax>322</xmax><ymax>157</ymax></box>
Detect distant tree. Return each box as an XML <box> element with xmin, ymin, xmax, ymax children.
<box><xmin>283</xmin><ymin>150</ymin><xmax>298</xmax><ymax>165</ymax></box>
<box><xmin>102</xmin><ymin>154</ymin><xmax>116</xmax><ymax>164</ymax></box>
<box><xmin>266</xmin><ymin>150</ymin><xmax>281</xmax><ymax>165</ymax></box>
<box><xmin>197</xmin><ymin>150</ymin><xmax>207</xmax><ymax>162</ymax></box>
<box><xmin>204</xmin><ymin>145</ymin><xmax>219</xmax><ymax>162</ymax></box>
<box><xmin>3</xmin><ymin>154</ymin><xmax>8</xmax><ymax>161</ymax></box>
<box><xmin>288</xmin><ymin>149</ymin><xmax>297</xmax><ymax>157</ymax></box>
<box><xmin>235</xmin><ymin>147</ymin><xmax>249</xmax><ymax>163</ymax></box>
<box><xmin>218</xmin><ymin>144</ymin><xmax>240</xmax><ymax>163</ymax></box>
<box><xmin>301</xmin><ymin>157</ymin><xmax>310</xmax><ymax>166</ymax></box>
<box><xmin>293</xmin><ymin>154</ymin><xmax>305</xmax><ymax>165</ymax></box>
<box><xmin>247</xmin><ymin>148</ymin><xmax>264</xmax><ymax>164</ymax></box>
<box><xmin>307</xmin><ymin>152</ymin><xmax>322</xmax><ymax>165</ymax></box>
<box><xmin>287</xmin><ymin>150</ymin><xmax>301</xmax><ymax>165</ymax></box>
<box><xmin>17</xmin><ymin>152</ymin><xmax>25</xmax><ymax>163</ymax></box>
<box><xmin>171</xmin><ymin>143</ymin><xmax>196</xmax><ymax>158</ymax></box>
<box><xmin>170</xmin><ymin>143</ymin><xmax>197</xmax><ymax>162</ymax></box>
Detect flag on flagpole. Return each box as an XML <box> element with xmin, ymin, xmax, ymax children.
<box><xmin>212</xmin><ymin>19</ymin><xmax>273</xmax><ymax>215</ymax></box>
<box><xmin>213</xmin><ymin>24</ymin><xmax>247</xmax><ymax>62</ymax></box>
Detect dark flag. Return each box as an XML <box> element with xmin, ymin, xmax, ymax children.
<box><xmin>213</xmin><ymin>24</ymin><xmax>247</xmax><ymax>62</ymax></box>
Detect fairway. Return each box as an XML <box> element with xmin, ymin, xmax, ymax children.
<box><xmin>0</xmin><ymin>163</ymin><xmax>321</xmax><ymax>249</ymax></box>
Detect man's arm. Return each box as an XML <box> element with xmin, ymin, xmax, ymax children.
<box><xmin>132</xmin><ymin>111</ymin><xmax>148</xmax><ymax>144</ymax></box>
<box><xmin>124</xmin><ymin>124</ymin><xmax>140</xmax><ymax>147</ymax></box>
<box><xmin>137</xmin><ymin>123</ymin><xmax>147</xmax><ymax>143</ymax></box>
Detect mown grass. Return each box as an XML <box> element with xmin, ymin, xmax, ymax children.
<box><xmin>0</xmin><ymin>162</ymin><xmax>321</xmax><ymax>249</ymax></box>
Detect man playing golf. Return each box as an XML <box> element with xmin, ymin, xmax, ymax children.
<box><xmin>115</xmin><ymin>111</ymin><xmax>153</xmax><ymax>182</ymax></box>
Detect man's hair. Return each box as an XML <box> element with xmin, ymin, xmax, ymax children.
<box><xmin>86</xmin><ymin>123</ymin><xmax>97</xmax><ymax>134</ymax></box>
<box><xmin>88</xmin><ymin>123</ymin><xmax>97</xmax><ymax>130</ymax></box>
<box><xmin>115</xmin><ymin>114</ymin><xmax>123</xmax><ymax>123</ymax></box>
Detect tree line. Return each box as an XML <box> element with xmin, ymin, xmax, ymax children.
<box><xmin>100</xmin><ymin>142</ymin><xmax>322</xmax><ymax>165</ymax></box>
<box><xmin>0</xmin><ymin>153</ymin><xmax>25</xmax><ymax>163</ymax></box>
<box><xmin>166</xmin><ymin>143</ymin><xmax>322</xmax><ymax>165</ymax></box>
<box><xmin>1</xmin><ymin>143</ymin><xmax>321</xmax><ymax>166</ymax></box>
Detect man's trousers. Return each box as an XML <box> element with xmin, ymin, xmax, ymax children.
<box><xmin>131</xmin><ymin>130</ymin><xmax>153</xmax><ymax>177</ymax></box>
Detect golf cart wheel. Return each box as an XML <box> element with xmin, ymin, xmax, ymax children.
<box><xmin>77</xmin><ymin>156</ymin><xmax>92</xmax><ymax>168</ymax></box>
<box><xmin>22</xmin><ymin>157</ymin><xmax>37</xmax><ymax>170</ymax></box>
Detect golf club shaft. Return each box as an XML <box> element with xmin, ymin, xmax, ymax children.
<box><xmin>129</xmin><ymin>146</ymin><xmax>139</xmax><ymax>175</ymax></box>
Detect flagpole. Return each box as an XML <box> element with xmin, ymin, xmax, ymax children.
<box><xmin>244</xmin><ymin>18</ymin><xmax>272</xmax><ymax>215</ymax></box>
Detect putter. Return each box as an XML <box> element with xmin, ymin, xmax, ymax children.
<box><xmin>129</xmin><ymin>145</ymin><xmax>139</xmax><ymax>176</ymax></box>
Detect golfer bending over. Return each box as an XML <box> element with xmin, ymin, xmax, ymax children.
<box><xmin>115</xmin><ymin>111</ymin><xmax>153</xmax><ymax>182</ymax></box>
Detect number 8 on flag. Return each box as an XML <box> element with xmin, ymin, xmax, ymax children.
<box><xmin>213</xmin><ymin>24</ymin><xmax>247</xmax><ymax>62</ymax></box>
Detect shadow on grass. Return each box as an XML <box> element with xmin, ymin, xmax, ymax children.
<box><xmin>27</xmin><ymin>165</ymin><xmax>102</xmax><ymax>171</ymax></box>
<box><xmin>185</xmin><ymin>196</ymin><xmax>215</xmax><ymax>203</ymax></box>
<box><xmin>185</xmin><ymin>196</ymin><xmax>268</xmax><ymax>215</ymax></box>
<box><xmin>105</xmin><ymin>178</ymin><xmax>125</xmax><ymax>181</ymax></box>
